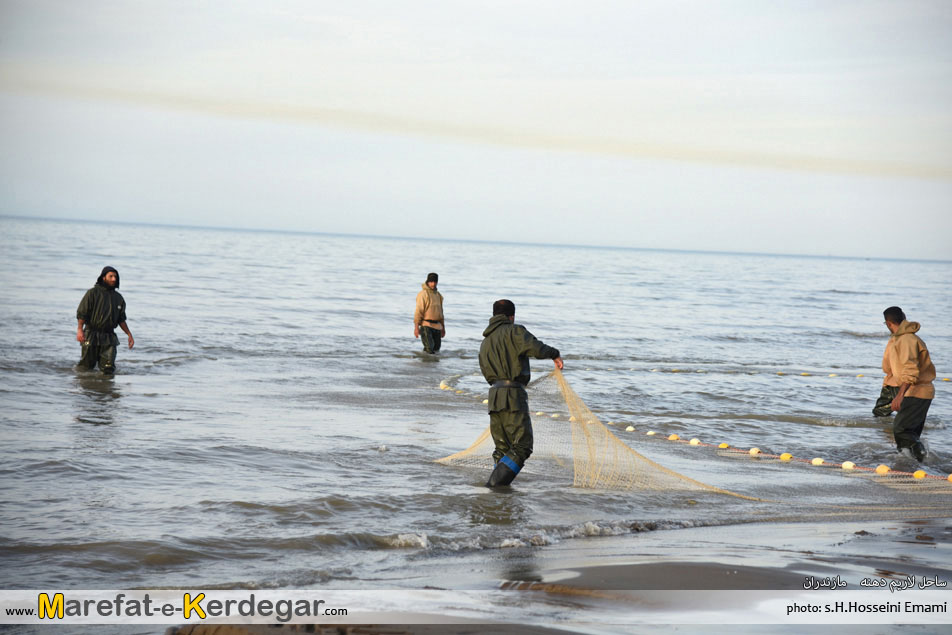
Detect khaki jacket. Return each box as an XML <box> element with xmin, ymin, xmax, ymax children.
<box><xmin>882</xmin><ymin>320</ymin><xmax>936</xmax><ymax>399</ymax></box>
<box><xmin>414</xmin><ymin>284</ymin><xmax>444</xmax><ymax>327</ymax></box>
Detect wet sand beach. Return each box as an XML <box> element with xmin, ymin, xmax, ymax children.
<box><xmin>157</xmin><ymin>518</ymin><xmax>952</xmax><ymax>633</ymax></box>
<box><xmin>528</xmin><ymin>518</ymin><xmax>952</xmax><ymax>592</ymax></box>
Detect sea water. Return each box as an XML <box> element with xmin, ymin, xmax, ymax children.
<box><xmin>0</xmin><ymin>217</ymin><xmax>949</xmax><ymax>600</ymax></box>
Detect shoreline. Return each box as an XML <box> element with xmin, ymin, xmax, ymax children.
<box><xmin>525</xmin><ymin>517</ymin><xmax>952</xmax><ymax>591</ymax></box>
<box><xmin>160</xmin><ymin>517</ymin><xmax>952</xmax><ymax>633</ymax></box>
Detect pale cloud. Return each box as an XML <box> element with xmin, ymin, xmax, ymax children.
<box><xmin>3</xmin><ymin>1</ymin><xmax>950</xmax><ymax>174</ymax></box>
<box><xmin>1</xmin><ymin>1</ymin><xmax>951</xmax><ymax>257</ymax></box>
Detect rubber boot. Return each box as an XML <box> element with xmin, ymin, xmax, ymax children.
<box><xmin>486</xmin><ymin>456</ymin><xmax>520</xmax><ymax>487</ymax></box>
<box><xmin>911</xmin><ymin>441</ymin><xmax>926</xmax><ymax>462</ymax></box>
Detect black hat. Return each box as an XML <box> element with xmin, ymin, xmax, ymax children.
<box><xmin>96</xmin><ymin>266</ymin><xmax>120</xmax><ymax>289</ymax></box>
<box><xmin>426</xmin><ymin>272</ymin><xmax>439</xmax><ymax>283</ymax></box>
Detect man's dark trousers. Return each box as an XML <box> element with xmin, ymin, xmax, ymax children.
<box><xmin>490</xmin><ymin>409</ymin><xmax>533</xmax><ymax>467</ymax></box>
<box><xmin>893</xmin><ymin>397</ymin><xmax>931</xmax><ymax>451</ymax></box>
<box><xmin>78</xmin><ymin>338</ymin><xmax>117</xmax><ymax>374</ymax></box>
<box><xmin>421</xmin><ymin>325</ymin><xmax>441</xmax><ymax>353</ymax></box>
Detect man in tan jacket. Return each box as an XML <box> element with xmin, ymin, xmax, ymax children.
<box><xmin>875</xmin><ymin>306</ymin><xmax>936</xmax><ymax>461</ymax></box>
<box><xmin>414</xmin><ymin>273</ymin><xmax>445</xmax><ymax>353</ymax></box>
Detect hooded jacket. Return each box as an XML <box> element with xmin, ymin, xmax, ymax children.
<box><xmin>414</xmin><ymin>283</ymin><xmax>444</xmax><ymax>327</ymax></box>
<box><xmin>479</xmin><ymin>314</ymin><xmax>560</xmax><ymax>412</ymax></box>
<box><xmin>882</xmin><ymin>320</ymin><xmax>936</xmax><ymax>399</ymax></box>
<box><xmin>77</xmin><ymin>267</ymin><xmax>127</xmax><ymax>345</ymax></box>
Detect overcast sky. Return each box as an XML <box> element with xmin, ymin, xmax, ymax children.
<box><xmin>1</xmin><ymin>0</ymin><xmax>950</xmax><ymax>259</ymax></box>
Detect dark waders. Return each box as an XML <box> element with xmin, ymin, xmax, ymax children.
<box><xmin>875</xmin><ymin>385</ymin><xmax>929</xmax><ymax>460</ymax></box>
<box><xmin>420</xmin><ymin>325</ymin><xmax>442</xmax><ymax>353</ymax></box>
<box><xmin>486</xmin><ymin>409</ymin><xmax>533</xmax><ymax>487</ymax></box>
<box><xmin>78</xmin><ymin>331</ymin><xmax>118</xmax><ymax>374</ymax></box>
<box><xmin>893</xmin><ymin>397</ymin><xmax>931</xmax><ymax>459</ymax></box>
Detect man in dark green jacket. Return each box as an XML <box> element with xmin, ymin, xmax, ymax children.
<box><xmin>76</xmin><ymin>266</ymin><xmax>134</xmax><ymax>374</ymax></box>
<box><xmin>479</xmin><ymin>299</ymin><xmax>563</xmax><ymax>487</ymax></box>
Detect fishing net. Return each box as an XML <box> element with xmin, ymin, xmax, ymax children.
<box><xmin>437</xmin><ymin>368</ymin><xmax>757</xmax><ymax>499</ymax></box>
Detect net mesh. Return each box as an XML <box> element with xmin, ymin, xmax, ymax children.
<box><xmin>437</xmin><ymin>368</ymin><xmax>758</xmax><ymax>499</ymax></box>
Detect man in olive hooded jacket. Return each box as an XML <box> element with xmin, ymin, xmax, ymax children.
<box><xmin>76</xmin><ymin>266</ymin><xmax>134</xmax><ymax>374</ymax></box>
<box><xmin>479</xmin><ymin>299</ymin><xmax>563</xmax><ymax>487</ymax></box>
<box><xmin>873</xmin><ymin>306</ymin><xmax>936</xmax><ymax>461</ymax></box>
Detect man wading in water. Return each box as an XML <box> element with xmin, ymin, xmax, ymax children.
<box><xmin>414</xmin><ymin>272</ymin><xmax>445</xmax><ymax>354</ymax></box>
<box><xmin>76</xmin><ymin>266</ymin><xmax>134</xmax><ymax>374</ymax></box>
<box><xmin>873</xmin><ymin>306</ymin><xmax>936</xmax><ymax>461</ymax></box>
<box><xmin>479</xmin><ymin>299</ymin><xmax>563</xmax><ymax>487</ymax></box>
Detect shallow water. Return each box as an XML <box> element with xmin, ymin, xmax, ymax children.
<box><xmin>0</xmin><ymin>217</ymin><xmax>949</xmax><ymax>596</ymax></box>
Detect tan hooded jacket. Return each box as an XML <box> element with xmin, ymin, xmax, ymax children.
<box><xmin>414</xmin><ymin>283</ymin><xmax>444</xmax><ymax>327</ymax></box>
<box><xmin>882</xmin><ymin>320</ymin><xmax>936</xmax><ymax>399</ymax></box>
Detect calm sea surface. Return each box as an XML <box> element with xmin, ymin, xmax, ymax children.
<box><xmin>1</xmin><ymin>217</ymin><xmax>950</xmax><ymax>605</ymax></box>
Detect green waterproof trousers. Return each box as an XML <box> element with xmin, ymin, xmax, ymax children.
<box><xmin>489</xmin><ymin>409</ymin><xmax>533</xmax><ymax>467</ymax></box>
<box><xmin>78</xmin><ymin>338</ymin><xmax>117</xmax><ymax>374</ymax></box>
<box><xmin>872</xmin><ymin>385</ymin><xmax>899</xmax><ymax>417</ymax></box>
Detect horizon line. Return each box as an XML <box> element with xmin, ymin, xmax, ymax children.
<box><xmin>3</xmin><ymin>213</ymin><xmax>951</xmax><ymax>265</ymax></box>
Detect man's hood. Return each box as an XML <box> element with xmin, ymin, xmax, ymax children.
<box><xmin>96</xmin><ymin>266</ymin><xmax>120</xmax><ymax>289</ymax></box>
<box><xmin>483</xmin><ymin>314</ymin><xmax>511</xmax><ymax>337</ymax></box>
<box><xmin>892</xmin><ymin>320</ymin><xmax>921</xmax><ymax>338</ymax></box>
